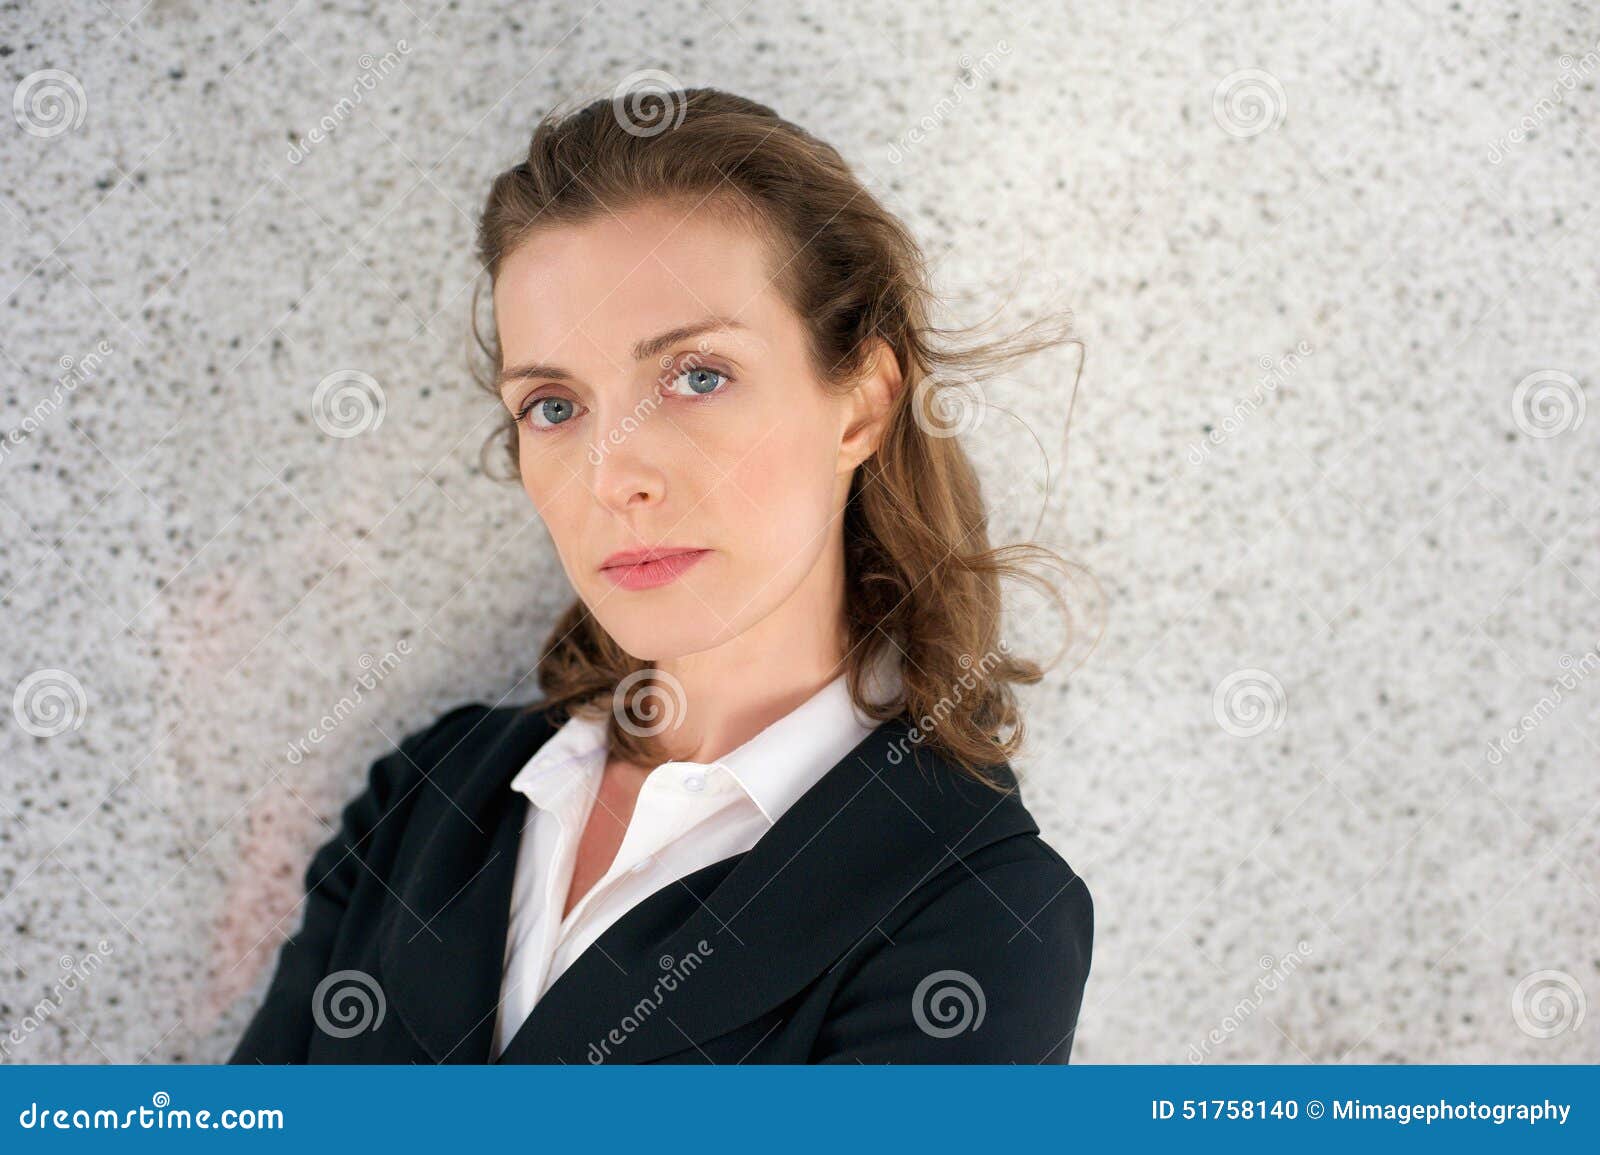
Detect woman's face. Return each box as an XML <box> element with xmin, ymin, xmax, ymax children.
<box><xmin>491</xmin><ymin>201</ymin><xmax>877</xmax><ymax>662</ymax></box>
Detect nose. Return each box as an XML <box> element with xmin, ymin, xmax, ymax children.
<box><xmin>588</xmin><ymin>425</ymin><xmax>668</xmax><ymax>514</ymax></box>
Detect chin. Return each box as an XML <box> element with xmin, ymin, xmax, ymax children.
<box><xmin>591</xmin><ymin>600</ymin><xmax>739</xmax><ymax>663</ymax></box>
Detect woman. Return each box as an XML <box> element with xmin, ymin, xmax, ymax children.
<box><xmin>229</xmin><ymin>87</ymin><xmax>1093</xmax><ymax>1065</ymax></box>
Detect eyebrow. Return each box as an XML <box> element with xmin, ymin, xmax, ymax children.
<box><xmin>496</xmin><ymin>315</ymin><xmax>753</xmax><ymax>394</ymax></box>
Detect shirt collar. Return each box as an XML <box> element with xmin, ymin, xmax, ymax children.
<box><xmin>717</xmin><ymin>647</ymin><xmax>905</xmax><ymax>823</ymax></box>
<box><xmin>508</xmin><ymin>709</ymin><xmax>607</xmax><ymax>812</ymax></box>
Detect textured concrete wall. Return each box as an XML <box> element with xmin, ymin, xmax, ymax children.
<box><xmin>1</xmin><ymin>1</ymin><xmax>1595</xmax><ymax>1064</ymax></box>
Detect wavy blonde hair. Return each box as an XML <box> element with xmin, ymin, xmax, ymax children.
<box><xmin>472</xmin><ymin>86</ymin><xmax>1090</xmax><ymax>791</ymax></box>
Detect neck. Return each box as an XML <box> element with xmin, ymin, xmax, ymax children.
<box><xmin>650</xmin><ymin>549</ymin><xmax>849</xmax><ymax>766</ymax></box>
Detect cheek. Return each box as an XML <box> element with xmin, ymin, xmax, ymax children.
<box><xmin>720</xmin><ymin>415</ymin><xmax>838</xmax><ymax>554</ymax></box>
<box><xmin>517</xmin><ymin>436</ymin><xmax>568</xmax><ymax>516</ymax></box>
<box><xmin>518</xmin><ymin>441</ymin><xmax>585</xmax><ymax>563</ymax></box>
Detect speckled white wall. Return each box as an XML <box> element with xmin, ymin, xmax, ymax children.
<box><xmin>1</xmin><ymin>0</ymin><xmax>1595</xmax><ymax>1064</ymax></box>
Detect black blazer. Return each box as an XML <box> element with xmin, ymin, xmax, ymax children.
<box><xmin>228</xmin><ymin>699</ymin><xmax>1093</xmax><ymax>1064</ymax></box>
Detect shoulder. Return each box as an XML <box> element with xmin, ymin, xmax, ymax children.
<box><xmin>317</xmin><ymin>700</ymin><xmax>504</xmax><ymax>839</ymax></box>
<box><xmin>311</xmin><ymin>699</ymin><xmax>547</xmax><ymax>886</ymax></box>
<box><xmin>815</xmin><ymin>715</ymin><xmax>1095</xmax><ymax>995</ymax></box>
<box><xmin>880</xmin><ymin>732</ymin><xmax>1094</xmax><ymax>955</ymax></box>
<box><xmin>361</xmin><ymin>700</ymin><xmax>497</xmax><ymax>789</ymax></box>
<box><xmin>358</xmin><ymin>697</ymin><xmax>577</xmax><ymax>830</ymax></box>
<box><xmin>399</xmin><ymin>699</ymin><xmax>500</xmax><ymax>757</ymax></box>
<box><xmin>895</xmin><ymin>830</ymin><xmax>1093</xmax><ymax>977</ymax></box>
<box><xmin>374</xmin><ymin>698</ymin><xmax>551</xmax><ymax>788</ymax></box>
<box><xmin>333</xmin><ymin>699</ymin><xmax>543</xmax><ymax>838</ymax></box>
<box><xmin>814</xmin><ymin>821</ymin><xmax>1095</xmax><ymax>1063</ymax></box>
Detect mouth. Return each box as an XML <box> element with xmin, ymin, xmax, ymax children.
<box><xmin>598</xmin><ymin>547</ymin><xmax>711</xmax><ymax>591</ymax></box>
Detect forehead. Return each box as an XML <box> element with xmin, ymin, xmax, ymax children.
<box><xmin>492</xmin><ymin>202</ymin><xmax>785</xmax><ymax>360</ymax></box>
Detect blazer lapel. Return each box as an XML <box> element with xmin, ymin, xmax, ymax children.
<box><xmin>378</xmin><ymin>702</ymin><xmax>554</xmax><ymax>1063</ymax></box>
<box><xmin>493</xmin><ymin>713</ymin><xmax>1040</xmax><ymax>1065</ymax></box>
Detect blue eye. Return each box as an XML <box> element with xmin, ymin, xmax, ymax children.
<box><xmin>667</xmin><ymin>366</ymin><xmax>729</xmax><ymax>398</ymax></box>
<box><xmin>519</xmin><ymin>395</ymin><xmax>582</xmax><ymax>430</ymax></box>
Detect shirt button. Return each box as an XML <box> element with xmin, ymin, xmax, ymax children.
<box><xmin>630</xmin><ymin>856</ymin><xmax>654</xmax><ymax>873</ymax></box>
<box><xmin>682</xmin><ymin>771</ymin><xmax>706</xmax><ymax>792</ymax></box>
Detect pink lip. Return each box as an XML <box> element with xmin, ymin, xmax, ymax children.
<box><xmin>599</xmin><ymin>547</ymin><xmax>710</xmax><ymax>591</ymax></box>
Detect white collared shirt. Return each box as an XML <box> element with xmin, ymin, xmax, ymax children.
<box><xmin>489</xmin><ymin>660</ymin><xmax>902</xmax><ymax>1059</ymax></box>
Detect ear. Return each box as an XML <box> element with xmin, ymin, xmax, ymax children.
<box><xmin>837</xmin><ymin>336</ymin><xmax>904</xmax><ymax>474</ymax></box>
